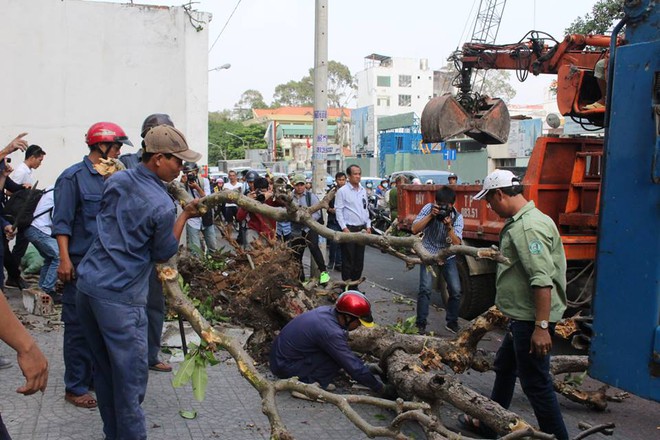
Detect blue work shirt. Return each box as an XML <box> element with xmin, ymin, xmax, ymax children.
<box><xmin>76</xmin><ymin>164</ymin><xmax>178</xmax><ymax>306</ymax></box>
<box><xmin>52</xmin><ymin>156</ymin><xmax>105</xmax><ymax>265</ymax></box>
<box><xmin>269</xmin><ymin>306</ymin><xmax>383</xmax><ymax>392</ymax></box>
<box><xmin>413</xmin><ymin>203</ymin><xmax>464</xmax><ymax>256</ymax></box>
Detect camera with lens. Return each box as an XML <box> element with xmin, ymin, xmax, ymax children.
<box><xmin>255</xmin><ymin>190</ymin><xmax>266</xmax><ymax>203</ymax></box>
<box><xmin>434</xmin><ymin>203</ymin><xmax>452</xmax><ymax>220</ymax></box>
<box><xmin>186</xmin><ymin>172</ymin><xmax>197</xmax><ymax>184</ymax></box>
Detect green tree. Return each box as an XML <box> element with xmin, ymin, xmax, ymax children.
<box><xmin>233</xmin><ymin>90</ymin><xmax>268</xmax><ymax>120</ymax></box>
<box><xmin>207</xmin><ymin>113</ymin><xmax>267</xmax><ymax>164</ymax></box>
<box><xmin>565</xmin><ymin>0</ymin><xmax>624</xmax><ymax>34</ymax></box>
<box><xmin>272</xmin><ymin>60</ymin><xmax>354</xmax><ymax>108</ymax></box>
<box><xmin>480</xmin><ymin>70</ymin><xmax>517</xmax><ymax>103</ymax></box>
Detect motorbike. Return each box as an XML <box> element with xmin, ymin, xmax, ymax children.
<box><xmin>368</xmin><ymin>194</ymin><xmax>392</xmax><ymax>235</ymax></box>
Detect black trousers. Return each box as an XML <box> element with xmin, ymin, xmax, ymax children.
<box><xmin>289</xmin><ymin>229</ymin><xmax>326</xmax><ymax>281</ymax></box>
<box><xmin>340</xmin><ymin>225</ymin><xmax>366</xmax><ymax>282</ymax></box>
<box><xmin>3</xmin><ymin>237</ymin><xmax>21</xmax><ymax>281</ymax></box>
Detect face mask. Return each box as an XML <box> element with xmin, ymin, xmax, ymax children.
<box><xmin>383</xmin><ymin>183</ymin><xmax>389</xmax><ymax>188</ymax></box>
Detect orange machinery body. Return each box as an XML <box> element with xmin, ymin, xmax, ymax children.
<box><xmin>461</xmin><ymin>34</ymin><xmax>620</xmax><ymax>124</ymax></box>
<box><xmin>397</xmin><ymin>137</ymin><xmax>603</xmax><ymax>261</ymax></box>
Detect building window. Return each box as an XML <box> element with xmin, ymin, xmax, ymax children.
<box><xmin>398</xmin><ymin>75</ymin><xmax>412</xmax><ymax>87</ymax></box>
<box><xmin>398</xmin><ymin>94</ymin><xmax>412</xmax><ymax>107</ymax></box>
<box><xmin>396</xmin><ymin>136</ymin><xmax>403</xmax><ymax>151</ymax></box>
<box><xmin>377</xmin><ymin>76</ymin><xmax>391</xmax><ymax>87</ymax></box>
<box><xmin>494</xmin><ymin>158</ymin><xmax>516</xmax><ymax>167</ymax></box>
<box><xmin>377</xmin><ymin>96</ymin><xmax>390</xmax><ymax>107</ymax></box>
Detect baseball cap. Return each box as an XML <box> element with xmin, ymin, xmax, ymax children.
<box><xmin>25</xmin><ymin>144</ymin><xmax>46</xmax><ymax>159</ymax></box>
<box><xmin>448</xmin><ymin>173</ymin><xmax>458</xmax><ymax>179</ymax></box>
<box><xmin>473</xmin><ymin>169</ymin><xmax>520</xmax><ymax>200</ymax></box>
<box><xmin>292</xmin><ymin>174</ymin><xmax>306</xmax><ymax>185</ymax></box>
<box><xmin>141</xmin><ymin>113</ymin><xmax>174</xmax><ymax>138</ymax></box>
<box><xmin>143</xmin><ymin>125</ymin><xmax>202</xmax><ymax>163</ymax></box>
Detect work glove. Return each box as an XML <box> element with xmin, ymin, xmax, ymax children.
<box><xmin>379</xmin><ymin>383</ymin><xmax>398</xmax><ymax>400</ymax></box>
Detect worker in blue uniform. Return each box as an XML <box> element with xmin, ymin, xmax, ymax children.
<box><xmin>120</xmin><ymin>113</ymin><xmax>177</xmax><ymax>373</ymax></box>
<box><xmin>52</xmin><ymin>122</ymin><xmax>133</xmax><ymax>409</ymax></box>
<box><xmin>270</xmin><ymin>291</ymin><xmax>394</xmax><ymax>397</ymax></box>
<box><xmin>75</xmin><ymin>125</ymin><xmax>201</xmax><ymax>440</ymax></box>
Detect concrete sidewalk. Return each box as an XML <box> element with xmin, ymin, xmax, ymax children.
<box><xmin>0</xmin><ymin>277</ymin><xmax>658</xmax><ymax>439</ymax></box>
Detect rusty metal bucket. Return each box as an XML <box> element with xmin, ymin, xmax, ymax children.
<box><xmin>421</xmin><ymin>94</ymin><xmax>510</xmax><ymax>145</ymax></box>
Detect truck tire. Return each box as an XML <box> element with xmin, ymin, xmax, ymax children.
<box><xmin>442</xmin><ymin>256</ymin><xmax>496</xmax><ymax>320</ymax></box>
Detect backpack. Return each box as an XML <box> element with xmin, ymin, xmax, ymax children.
<box><xmin>4</xmin><ymin>187</ymin><xmax>53</xmax><ymax>231</ymax></box>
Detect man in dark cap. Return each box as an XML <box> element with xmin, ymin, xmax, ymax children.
<box><xmin>76</xmin><ymin>125</ymin><xmax>201</xmax><ymax>440</ymax></box>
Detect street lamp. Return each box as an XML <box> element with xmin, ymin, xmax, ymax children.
<box><xmin>208</xmin><ymin>142</ymin><xmax>226</xmax><ymax>161</ymax></box>
<box><xmin>225</xmin><ymin>131</ymin><xmax>247</xmax><ymax>148</ymax></box>
<box><xmin>208</xmin><ymin>63</ymin><xmax>231</xmax><ymax>72</ymax></box>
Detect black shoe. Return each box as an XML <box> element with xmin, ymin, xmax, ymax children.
<box><xmin>445</xmin><ymin>322</ymin><xmax>460</xmax><ymax>334</ymax></box>
<box><xmin>334</xmin><ymin>265</ymin><xmax>342</xmax><ymax>272</ymax></box>
<box><xmin>417</xmin><ymin>325</ymin><xmax>427</xmax><ymax>335</ymax></box>
<box><xmin>6</xmin><ymin>277</ymin><xmax>28</xmax><ymax>290</ymax></box>
<box><xmin>48</xmin><ymin>293</ymin><xmax>63</xmax><ymax>305</ymax></box>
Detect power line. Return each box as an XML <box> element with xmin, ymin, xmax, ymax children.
<box><xmin>209</xmin><ymin>0</ymin><xmax>242</xmax><ymax>54</ymax></box>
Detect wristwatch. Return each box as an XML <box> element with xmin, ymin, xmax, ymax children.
<box><xmin>535</xmin><ymin>320</ymin><xmax>549</xmax><ymax>330</ymax></box>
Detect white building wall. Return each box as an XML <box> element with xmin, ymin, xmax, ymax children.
<box><xmin>356</xmin><ymin>57</ymin><xmax>433</xmax><ymax>157</ymax></box>
<box><xmin>0</xmin><ymin>0</ymin><xmax>210</xmax><ymax>186</ymax></box>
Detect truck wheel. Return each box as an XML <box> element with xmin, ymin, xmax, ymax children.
<box><xmin>441</xmin><ymin>256</ymin><xmax>496</xmax><ymax>320</ymax></box>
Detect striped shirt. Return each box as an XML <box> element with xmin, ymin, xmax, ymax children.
<box><xmin>335</xmin><ymin>183</ymin><xmax>371</xmax><ymax>229</ymax></box>
<box><xmin>413</xmin><ymin>203</ymin><xmax>464</xmax><ymax>255</ymax></box>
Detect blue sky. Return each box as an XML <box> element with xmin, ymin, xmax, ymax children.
<box><xmin>94</xmin><ymin>0</ymin><xmax>604</xmax><ymax>111</ymax></box>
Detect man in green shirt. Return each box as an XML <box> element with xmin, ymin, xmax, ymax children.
<box><xmin>459</xmin><ymin>169</ymin><xmax>568</xmax><ymax>439</ymax></box>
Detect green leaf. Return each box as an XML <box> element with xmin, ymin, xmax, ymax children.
<box><xmin>191</xmin><ymin>362</ymin><xmax>209</xmax><ymax>402</ymax></box>
<box><xmin>203</xmin><ymin>349</ymin><xmax>220</xmax><ymax>366</ymax></box>
<box><xmin>172</xmin><ymin>357</ymin><xmax>196</xmax><ymax>388</ymax></box>
<box><xmin>373</xmin><ymin>413</ymin><xmax>387</xmax><ymax>421</ymax></box>
<box><xmin>179</xmin><ymin>410</ymin><xmax>197</xmax><ymax>419</ymax></box>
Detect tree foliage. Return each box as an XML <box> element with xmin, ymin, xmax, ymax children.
<box><xmin>480</xmin><ymin>70</ymin><xmax>517</xmax><ymax>103</ymax></box>
<box><xmin>272</xmin><ymin>60</ymin><xmax>354</xmax><ymax>108</ymax></box>
<box><xmin>565</xmin><ymin>0</ymin><xmax>624</xmax><ymax>35</ymax></box>
<box><xmin>207</xmin><ymin>112</ymin><xmax>267</xmax><ymax>165</ymax></box>
<box><xmin>233</xmin><ymin>90</ymin><xmax>268</xmax><ymax>121</ymax></box>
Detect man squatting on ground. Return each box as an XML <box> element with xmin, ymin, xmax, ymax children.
<box><xmin>75</xmin><ymin>125</ymin><xmax>202</xmax><ymax>440</ymax></box>
<box><xmin>270</xmin><ymin>290</ymin><xmax>395</xmax><ymax>399</ymax></box>
<box><xmin>459</xmin><ymin>170</ymin><xmax>568</xmax><ymax>439</ymax></box>
<box><xmin>411</xmin><ymin>186</ymin><xmax>464</xmax><ymax>335</ymax></box>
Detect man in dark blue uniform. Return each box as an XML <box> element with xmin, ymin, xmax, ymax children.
<box><xmin>75</xmin><ymin>125</ymin><xmax>201</xmax><ymax>440</ymax></box>
<box><xmin>270</xmin><ymin>291</ymin><xmax>392</xmax><ymax>396</ymax></box>
<box><xmin>52</xmin><ymin>122</ymin><xmax>133</xmax><ymax>409</ymax></box>
<box><xmin>120</xmin><ymin>113</ymin><xmax>176</xmax><ymax>373</ymax></box>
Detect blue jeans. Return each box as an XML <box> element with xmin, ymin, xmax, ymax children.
<box><xmin>77</xmin><ymin>292</ymin><xmax>149</xmax><ymax>440</ymax></box>
<box><xmin>491</xmin><ymin>321</ymin><xmax>568</xmax><ymax>440</ymax></box>
<box><xmin>24</xmin><ymin>226</ymin><xmax>59</xmax><ymax>293</ymax></box>
<box><xmin>186</xmin><ymin>224</ymin><xmax>218</xmax><ymax>256</ymax></box>
<box><xmin>417</xmin><ymin>257</ymin><xmax>461</xmax><ymax>327</ymax></box>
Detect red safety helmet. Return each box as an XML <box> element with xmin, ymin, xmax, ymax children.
<box><xmin>85</xmin><ymin>122</ymin><xmax>133</xmax><ymax>147</ymax></box>
<box><xmin>335</xmin><ymin>291</ymin><xmax>374</xmax><ymax>328</ymax></box>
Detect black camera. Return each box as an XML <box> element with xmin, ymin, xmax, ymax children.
<box><xmin>186</xmin><ymin>172</ymin><xmax>197</xmax><ymax>184</ymax></box>
<box><xmin>255</xmin><ymin>190</ymin><xmax>266</xmax><ymax>203</ymax></box>
<box><xmin>435</xmin><ymin>203</ymin><xmax>452</xmax><ymax>219</ymax></box>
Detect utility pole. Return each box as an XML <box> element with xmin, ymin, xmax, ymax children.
<box><xmin>312</xmin><ymin>0</ymin><xmax>328</xmax><ymax>193</ymax></box>
<box><xmin>312</xmin><ymin>0</ymin><xmax>329</xmax><ymax>277</ymax></box>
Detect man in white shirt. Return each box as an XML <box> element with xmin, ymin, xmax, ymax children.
<box><xmin>8</xmin><ymin>144</ymin><xmax>47</xmax><ymax>278</ymax></box>
<box><xmin>9</xmin><ymin>144</ymin><xmax>45</xmax><ymax>186</ymax></box>
<box><xmin>23</xmin><ymin>186</ymin><xmax>60</xmax><ymax>303</ymax></box>
<box><xmin>335</xmin><ymin>164</ymin><xmax>371</xmax><ymax>284</ymax></box>
<box><xmin>223</xmin><ymin>170</ymin><xmax>243</xmax><ymax>236</ymax></box>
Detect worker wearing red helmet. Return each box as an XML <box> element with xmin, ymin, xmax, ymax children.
<box><xmin>51</xmin><ymin>121</ymin><xmax>133</xmax><ymax>410</ymax></box>
<box><xmin>269</xmin><ymin>291</ymin><xmax>395</xmax><ymax>398</ymax></box>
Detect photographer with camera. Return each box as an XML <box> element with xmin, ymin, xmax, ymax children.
<box><xmin>236</xmin><ymin>176</ymin><xmax>276</xmax><ymax>247</ymax></box>
<box><xmin>411</xmin><ymin>186</ymin><xmax>464</xmax><ymax>334</ymax></box>
<box><xmin>180</xmin><ymin>162</ymin><xmax>217</xmax><ymax>256</ymax></box>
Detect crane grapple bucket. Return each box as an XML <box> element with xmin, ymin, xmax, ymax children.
<box><xmin>421</xmin><ymin>94</ymin><xmax>510</xmax><ymax>145</ymax></box>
